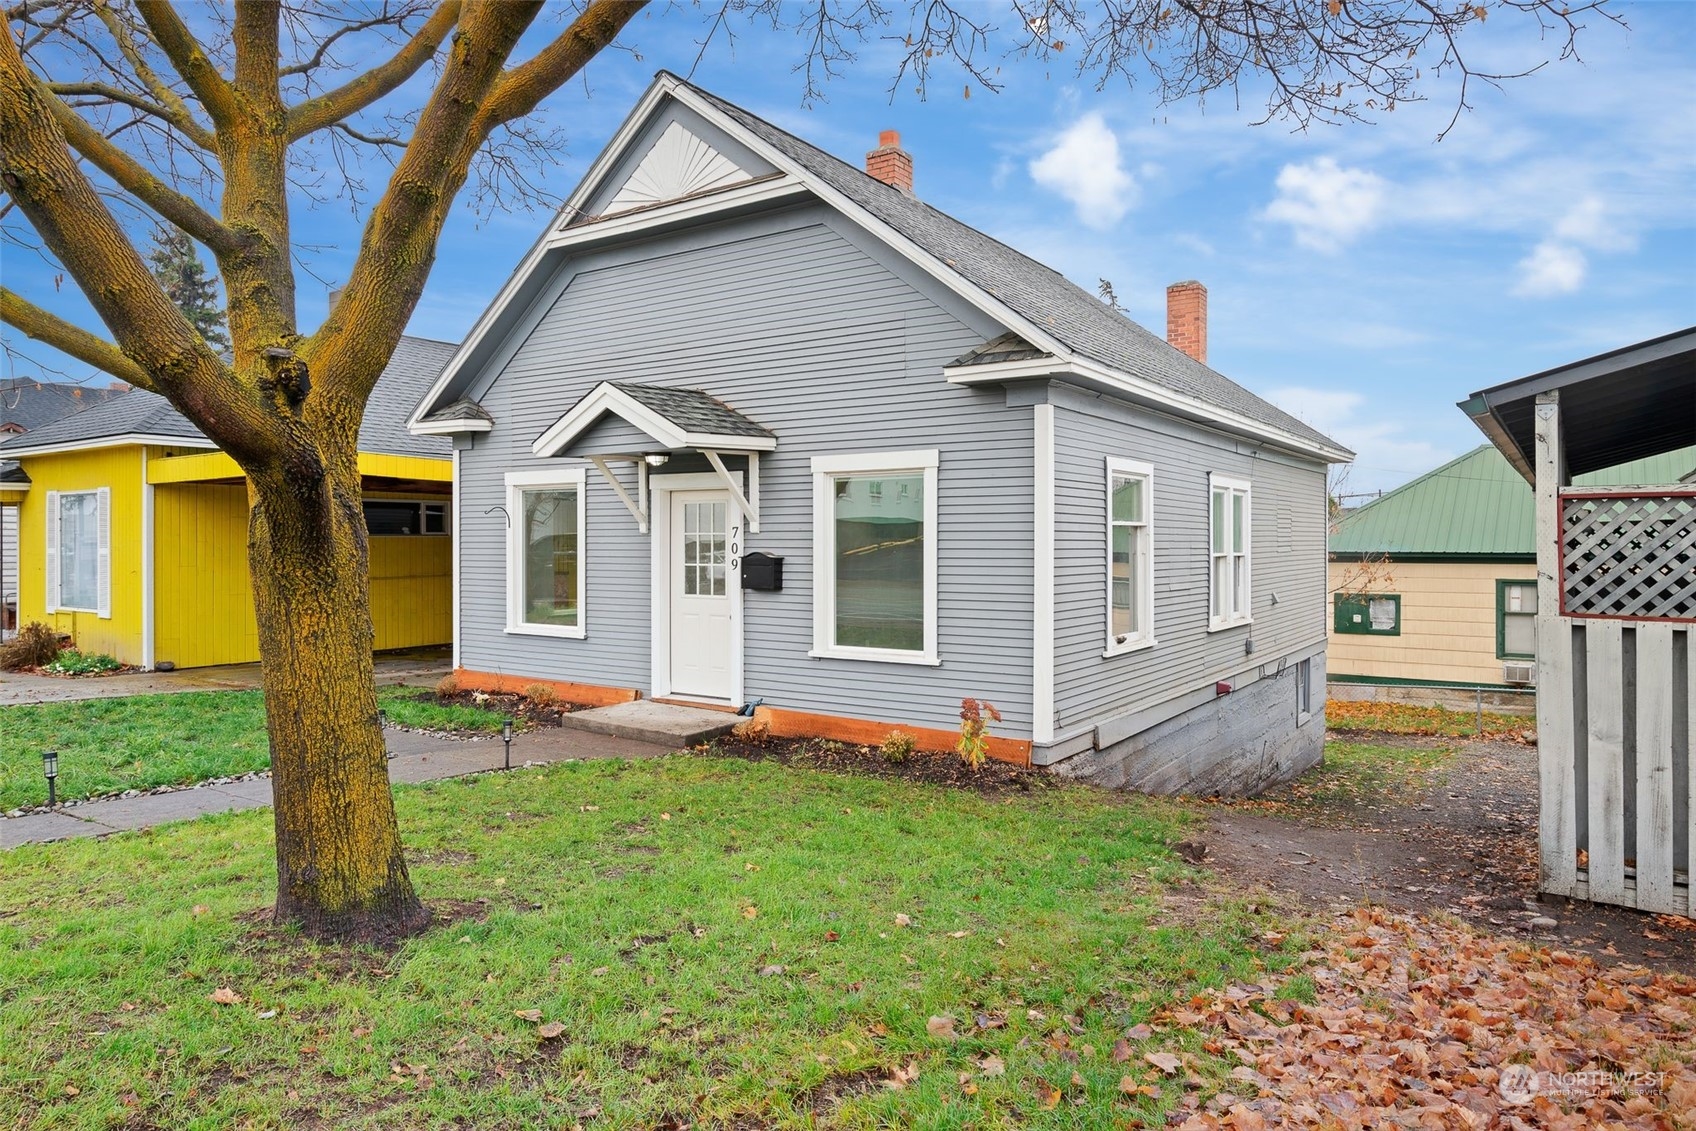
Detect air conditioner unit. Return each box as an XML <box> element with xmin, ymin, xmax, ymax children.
<box><xmin>1503</xmin><ymin>662</ymin><xmax>1536</xmax><ymax>686</ymax></box>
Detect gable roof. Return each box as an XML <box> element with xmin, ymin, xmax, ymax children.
<box><xmin>1332</xmin><ymin>443</ymin><xmax>1696</xmax><ymax>558</ymax></box>
<box><xmin>411</xmin><ymin>73</ymin><xmax>1349</xmax><ymax>464</ymax></box>
<box><xmin>532</xmin><ymin>381</ymin><xmax>776</xmax><ymax>458</ymax></box>
<box><xmin>1</xmin><ymin>377</ymin><xmax>127</xmax><ymax>433</ymax></box>
<box><xmin>0</xmin><ymin>336</ymin><xmax>457</xmax><ymax>460</ymax></box>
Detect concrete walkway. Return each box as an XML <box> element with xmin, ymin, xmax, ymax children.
<box><xmin>0</xmin><ymin>725</ymin><xmax>671</xmax><ymax>849</ymax></box>
<box><xmin>0</xmin><ymin>649</ymin><xmax>450</xmax><ymax>706</ymax></box>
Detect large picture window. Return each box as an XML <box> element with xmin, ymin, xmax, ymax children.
<box><xmin>810</xmin><ymin>450</ymin><xmax>939</xmax><ymax>665</ymax></box>
<box><xmin>506</xmin><ymin>470</ymin><xmax>586</xmax><ymax>638</ymax></box>
<box><xmin>45</xmin><ymin>487</ymin><xmax>110</xmax><ymax>618</ymax></box>
<box><xmin>1105</xmin><ymin>458</ymin><xmax>1154</xmax><ymax>654</ymax></box>
<box><xmin>1497</xmin><ymin>580</ymin><xmax>1537</xmax><ymax>660</ymax></box>
<box><xmin>1208</xmin><ymin>473</ymin><xmax>1251</xmax><ymax>630</ymax></box>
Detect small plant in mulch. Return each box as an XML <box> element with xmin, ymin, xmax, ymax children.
<box><xmin>0</xmin><ymin>622</ymin><xmax>61</xmax><ymax>671</ymax></box>
<box><xmin>956</xmin><ymin>698</ymin><xmax>1001</xmax><ymax>770</ymax></box>
<box><xmin>879</xmin><ymin>730</ymin><xmax>918</xmax><ymax>764</ymax></box>
<box><xmin>40</xmin><ymin>648</ymin><xmax>126</xmax><ymax>677</ymax></box>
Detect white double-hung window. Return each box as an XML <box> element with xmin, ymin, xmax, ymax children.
<box><xmin>810</xmin><ymin>449</ymin><xmax>939</xmax><ymax>665</ymax></box>
<box><xmin>44</xmin><ymin>487</ymin><xmax>111</xmax><ymax>618</ymax></box>
<box><xmin>1105</xmin><ymin>458</ymin><xmax>1154</xmax><ymax>654</ymax></box>
<box><xmin>505</xmin><ymin>469</ymin><xmax>586</xmax><ymax>638</ymax></box>
<box><xmin>1208</xmin><ymin>473</ymin><xmax>1251</xmax><ymax>630</ymax></box>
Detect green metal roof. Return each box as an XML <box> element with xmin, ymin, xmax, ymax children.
<box><xmin>1332</xmin><ymin>444</ymin><xmax>1696</xmax><ymax>557</ymax></box>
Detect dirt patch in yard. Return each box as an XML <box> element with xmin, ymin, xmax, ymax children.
<box><xmin>411</xmin><ymin>688</ymin><xmax>580</xmax><ymax>728</ymax></box>
<box><xmin>1197</xmin><ymin>734</ymin><xmax>1696</xmax><ymax>976</ymax></box>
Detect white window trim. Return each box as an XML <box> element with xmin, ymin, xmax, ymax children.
<box><xmin>1104</xmin><ymin>457</ymin><xmax>1156</xmax><ymax>658</ymax></box>
<box><xmin>505</xmin><ymin>468</ymin><xmax>587</xmax><ymax>640</ymax></box>
<box><xmin>363</xmin><ymin>497</ymin><xmax>452</xmax><ymax>537</ymax></box>
<box><xmin>809</xmin><ymin>448</ymin><xmax>940</xmax><ymax>666</ymax></box>
<box><xmin>1207</xmin><ymin>472</ymin><xmax>1252</xmax><ymax>632</ymax></box>
<box><xmin>46</xmin><ymin>486</ymin><xmax>111</xmax><ymax>618</ymax></box>
<box><xmin>1296</xmin><ymin>657</ymin><xmax>1313</xmax><ymax>724</ymax></box>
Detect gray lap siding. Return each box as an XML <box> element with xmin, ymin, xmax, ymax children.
<box><xmin>1050</xmin><ymin>386</ymin><xmax>1329</xmax><ymax>736</ymax></box>
<box><xmin>456</xmin><ymin>205</ymin><xmax>1037</xmax><ymax>736</ymax></box>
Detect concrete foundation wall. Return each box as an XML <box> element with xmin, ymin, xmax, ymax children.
<box><xmin>1054</xmin><ymin>651</ymin><xmax>1327</xmax><ymax>796</ymax></box>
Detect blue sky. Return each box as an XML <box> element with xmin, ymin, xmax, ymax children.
<box><xmin>6</xmin><ymin>2</ymin><xmax>1693</xmax><ymax>494</ymax></box>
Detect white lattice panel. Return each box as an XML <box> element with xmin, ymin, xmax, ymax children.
<box><xmin>1561</xmin><ymin>493</ymin><xmax>1696</xmax><ymax>619</ymax></box>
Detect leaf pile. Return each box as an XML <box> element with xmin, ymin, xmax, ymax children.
<box><xmin>1152</xmin><ymin>907</ymin><xmax>1695</xmax><ymax>1129</ymax></box>
<box><xmin>1327</xmin><ymin>699</ymin><xmax>1534</xmax><ymax>740</ymax></box>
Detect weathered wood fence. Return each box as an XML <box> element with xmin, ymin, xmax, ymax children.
<box><xmin>1535</xmin><ymin>394</ymin><xmax>1695</xmax><ymax>915</ymax></box>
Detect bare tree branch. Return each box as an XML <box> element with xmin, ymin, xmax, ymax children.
<box><xmin>88</xmin><ymin>0</ymin><xmax>217</xmax><ymax>149</ymax></box>
<box><xmin>0</xmin><ymin>285</ymin><xmax>153</xmax><ymax>389</ymax></box>
<box><xmin>131</xmin><ymin>0</ymin><xmax>240</xmax><ymax>131</ymax></box>
<box><xmin>286</xmin><ymin>1</ymin><xmax>461</xmax><ymax>141</ymax></box>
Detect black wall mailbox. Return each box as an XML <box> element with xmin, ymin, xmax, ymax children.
<box><xmin>741</xmin><ymin>552</ymin><xmax>783</xmax><ymax>592</ymax></box>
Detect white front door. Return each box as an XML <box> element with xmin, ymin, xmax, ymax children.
<box><xmin>668</xmin><ymin>490</ymin><xmax>733</xmax><ymax>700</ymax></box>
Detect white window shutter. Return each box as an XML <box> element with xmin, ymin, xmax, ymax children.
<box><xmin>44</xmin><ymin>489</ymin><xmax>60</xmax><ymax>613</ymax></box>
<box><xmin>96</xmin><ymin>486</ymin><xmax>111</xmax><ymax>619</ymax></box>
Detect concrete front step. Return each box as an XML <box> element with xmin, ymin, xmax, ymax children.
<box><xmin>558</xmin><ymin>700</ymin><xmax>739</xmax><ymax>747</ymax></box>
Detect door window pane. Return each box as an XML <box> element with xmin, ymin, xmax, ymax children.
<box><xmin>833</xmin><ymin>472</ymin><xmax>923</xmax><ymax>651</ymax></box>
<box><xmin>521</xmin><ymin>488</ymin><xmax>578</xmax><ymax>627</ymax></box>
<box><xmin>682</xmin><ymin>500</ymin><xmax>726</xmax><ymax>597</ymax></box>
<box><xmin>59</xmin><ymin>492</ymin><xmax>99</xmax><ymax>611</ymax></box>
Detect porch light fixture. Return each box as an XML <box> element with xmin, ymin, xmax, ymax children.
<box><xmin>502</xmin><ymin>717</ymin><xmax>514</xmax><ymax>770</ymax></box>
<box><xmin>644</xmin><ymin>452</ymin><xmax>670</xmax><ymax>467</ymax></box>
<box><xmin>42</xmin><ymin>750</ymin><xmax>58</xmax><ymax>808</ymax></box>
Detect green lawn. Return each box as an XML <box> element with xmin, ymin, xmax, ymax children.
<box><xmin>0</xmin><ymin>687</ymin><xmax>508</xmax><ymax>809</ymax></box>
<box><xmin>0</xmin><ymin>757</ymin><xmax>1302</xmax><ymax>1129</ymax></box>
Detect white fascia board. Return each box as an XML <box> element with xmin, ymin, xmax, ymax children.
<box><xmin>557</xmin><ymin>75</ymin><xmax>683</xmax><ymax>227</ymax></box>
<box><xmin>0</xmin><ymin>480</ymin><xmax>30</xmax><ymax>491</ymax></box>
<box><xmin>948</xmin><ymin>355</ymin><xmax>1353</xmax><ymax>464</ymax></box>
<box><xmin>540</xmin><ymin>178</ymin><xmax>809</xmax><ymax>254</ymax></box>
<box><xmin>409</xmin><ymin>417</ymin><xmax>493</xmax><ymax>436</ymax></box>
<box><xmin>532</xmin><ymin>383</ymin><xmax>686</xmax><ymax>457</ymax></box>
<box><xmin>684</xmin><ymin>432</ymin><xmax>776</xmax><ymax>452</ymax></box>
<box><xmin>0</xmin><ymin>434</ymin><xmax>219</xmax><ymax>458</ymax></box>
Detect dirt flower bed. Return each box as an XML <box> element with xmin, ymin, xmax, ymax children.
<box><xmin>413</xmin><ymin>688</ymin><xmax>579</xmax><ymax>729</ymax></box>
<box><xmin>1152</xmin><ymin>906</ymin><xmax>1696</xmax><ymax>1129</ymax></box>
<box><xmin>702</xmin><ymin>731</ymin><xmax>1056</xmax><ymax>795</ymax></box>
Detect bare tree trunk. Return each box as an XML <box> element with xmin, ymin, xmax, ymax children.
<box><xmin>248</xmin><ymin>441</ymin><xmax>428</xmax><ymax>939</ymax></box>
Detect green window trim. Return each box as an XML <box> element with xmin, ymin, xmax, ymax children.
<box><xmin>1333</xmin><ymin>592</ymin><xmax>1401</xmax><ymax>636</ymax></box>
<box><xmin>1496</xmin><ymin>579</ymin><xmax>1538</xmax><ymax>660</ymax></box>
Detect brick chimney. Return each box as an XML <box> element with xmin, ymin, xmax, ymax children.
<box><xmin>1166</xmin><ymin>281</ymin><xmax>1207</xmax><ymax>365</ymax></box>
<box><xmin>865</xmin><ymin>130</ymin><xmax>913</xmax><ymax>193</ymax></box>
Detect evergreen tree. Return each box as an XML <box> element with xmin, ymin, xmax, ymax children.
<box><xmin>145</xmin><ymin>227</ymin><xmax>228</xmax><ymax>352</ymax></box>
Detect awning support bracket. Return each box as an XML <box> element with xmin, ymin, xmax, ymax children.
<box><xmin>701</xmin><ymin>449</ymin><xmax>760</xmax><ymax>533</ymax></box>
<box><xmin>588</xmin><ymin>455</ymin><xmax>648</xmax><ymax>533</ymax></box>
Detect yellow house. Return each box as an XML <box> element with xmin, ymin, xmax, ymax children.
<box><xmin>1328</xmin><ymin>443</ymin><xmax>1696</xmax><ymax>690</ymax></box>
<box><xmin>0</xmin><ymin>337</ymin><xmax>458</xmax><ymax>669</ymax></box>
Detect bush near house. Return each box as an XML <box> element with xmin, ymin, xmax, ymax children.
<box><xmin>0</xmin><ymin>621</ymin><xmax>60</xmax><ymax>670</ymax></box>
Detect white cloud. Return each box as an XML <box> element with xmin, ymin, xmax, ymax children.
<box><xmin>1265</xmin><ymin>385</ymin><xmax>1459</xmax><ymax>495</ymax></box>
<box><xmin>1514</xmin><ymin>240</ymin><xmax>1588</xmax><ymax>297</ymax></box>
<box><xmin>1028</xmin><ymin>114</ymin><xmax>1136</xmax><ymax>229</ymax></box>
<box><xmin>1263</xmin><ymin>157</ymin><xmax>1386</xmax><ymax>252</ymax></box>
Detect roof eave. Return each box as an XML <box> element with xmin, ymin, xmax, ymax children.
<box><xmin>409</xmin><ymin>418</ymin><xmax>493</xmax><ymax>437</ymax></box>
<box><xmin>945</xmin><ymin>356</ymin><xmax>1354</xmax><ymax>464</ymax></box>
<box><xmin>1457</xmin><ymin>393</ymin><xmax>1534</xmax><ymax>485</ymax></box>
<box><xmin>0</xmin><ymin>433</ymin><xmax>218</xmax><ymax>458</ymax></box>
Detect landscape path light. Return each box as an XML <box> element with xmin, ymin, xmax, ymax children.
<box><xmin>503</xmin><ymin>717</ymin><xmax>514</xmax><ymax>770</ymax></box>
<box><xmin>42</xmin><ymin>750</ymin><xmax>58</xmax><ymax>808</ymax></box>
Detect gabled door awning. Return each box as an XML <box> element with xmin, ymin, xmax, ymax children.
<box><xmin>534</xmin><ymin>381</ymin><xmax>774</xmax><ymax>533</ymax></box>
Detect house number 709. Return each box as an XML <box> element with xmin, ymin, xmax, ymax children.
<box><xmin>729</xmin><ymin>524</ymin><xmax>741</xmax><ymax>571</ymax></box>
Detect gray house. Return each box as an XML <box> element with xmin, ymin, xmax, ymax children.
<box><xmin>409</xmin><ymin>74</ymin><xmax>1352</xmax><ymax>794</ymax></box>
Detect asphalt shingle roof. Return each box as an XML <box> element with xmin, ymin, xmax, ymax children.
<box><xmin>1</xmin><ymin>377</ymin><xmax>125</xmax><ymax>432</ymax></box>
<box><xmin>0</xmin><ymin>336</ymin><xmax>456</xmax><ymax>460</ymax></box>
<box><xmin>1331</xmin><ymin>443</ymin><xmax>1696</xmax><ymax>557</ymax></box>
<box><xmin>682</xmin><ymin>77</ymin><xmax>1341</xmax><ymax>455</ymax></box>
<box><xmin>610</xmin><ymin>382</ymin><xmax>774</xmax><ymax>439</ymax></box>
